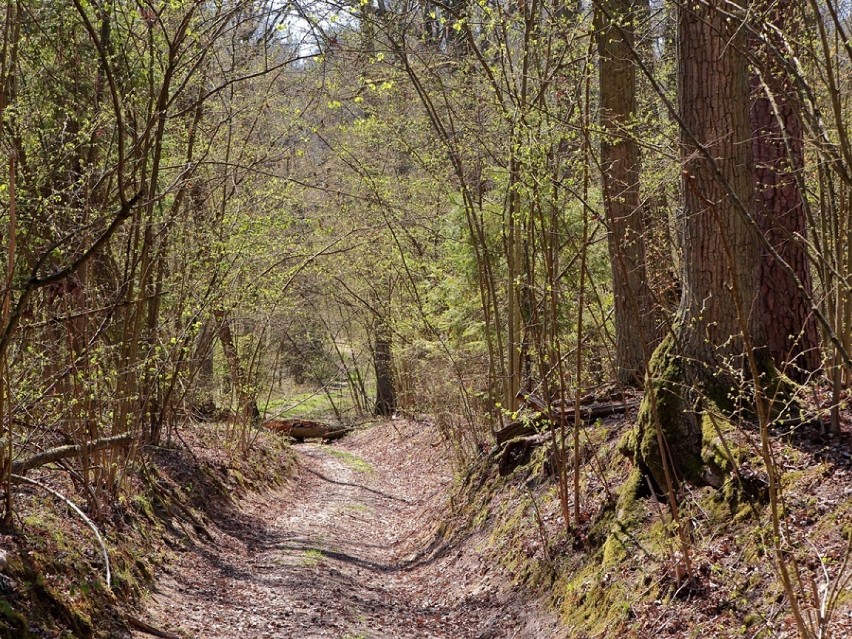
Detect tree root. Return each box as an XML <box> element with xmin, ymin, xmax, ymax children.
<box><xmin>125</xmin><ymin>614</ymin><xmax>184</xmax><ymax>639</ymax></box>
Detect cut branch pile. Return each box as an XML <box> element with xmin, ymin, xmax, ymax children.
<box><xmin>493</xmin><ymin>391</ymin><xmax>640</xmax><ymax>475</ymax></box>
<box><xmin>495</xmin><ymin>391</ymin><xmax>639</xmax><ymax>445</ymax></box>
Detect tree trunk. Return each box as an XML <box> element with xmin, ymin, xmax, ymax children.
<box><xmin>214</xmin><ymin>310</ymin><xmax>260</xmax><ymax>426</ymax></box>
<box><xmin>750</xmin><ymin>0</ymin><xmax>821</xmax><ymax>380</ymax></box>
<box><xmin>595</xmin><ymin>0</ymin><xmax>659</xmax><ymax>386</ymax></box>
<box><xmin>630</xmin><ymin>0</ymin><xmax>762</xmax><ymax>488</ymax></box>
<box><xmin>192</xmin><ymin>319</ymin><xmax>217</xmax><ymax>416</ymax></box>
<box><xmin>373</xmin><ymin>320</ymin><xmax>396</xmax><ymax>417</ymax></box>
<box><xmin>677</xmin><ymin>0</ymin><xmax>760</xmax><ymax>363</ymax></box>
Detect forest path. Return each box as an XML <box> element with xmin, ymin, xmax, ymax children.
<box><xmin>131</xmin><ymin>419</ymin><xmax>564</xmax><ymax>639</ymax></box>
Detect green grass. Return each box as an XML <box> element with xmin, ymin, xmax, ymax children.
<box><xmin>262</xmin><ymin>386</ymin><xmax>356</xmax><ymax>420</ymax></box>
<box><xmin>342</xmin><ymin>502</ymin><xmax>371</xmax><ymax>513</ymax></box>
<box><xmin>301</xmin><ymin>548</ymin><xmax>325</xmax><ymax>567</ymax></box>
<box><xmin>325</xmin><ymin>448</ymin><xmax>374</xmax><ymax>473</ymax></box>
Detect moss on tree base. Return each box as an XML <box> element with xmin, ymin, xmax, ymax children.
<box><xmin>627</xmin><ymin>334</ymin><xmax>797</xmax><ymax>495</ymax></box>
<box><xmin>630</xmin><ymin>335</ymin><xmax>705</xmax><ymax>490</ymax></box>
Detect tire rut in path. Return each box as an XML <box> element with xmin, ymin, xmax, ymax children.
<box><xmin>132</xmin><ymin>420</ymin><xmax>563</xmax><ymax>639</ymax></box>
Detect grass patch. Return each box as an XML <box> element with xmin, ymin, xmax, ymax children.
<box><xmin>342</xmin><ymin>502</ymin><xmax>371</xmax><ymax>513</ymax></box>
<box><xmin>325</xmin><ymin>448</ymin><xmax>374</xmax><ymax>473</ymax></box>
<box><xmin>262</xmin><ymin>386</ymin><xmax>356</xmax><ymax>420</ymax></box>
<box><xmin>301</xmin><ymin>549</ymin><xmax>325</xmax><ymax>567</ymax></box>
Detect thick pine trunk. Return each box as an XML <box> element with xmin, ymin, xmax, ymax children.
<box><xmin>596</xmin><ymin>0</ymin><xmax>658</xmax><ymax>387</ymax></box>
<box><xmin>677</xmin><ymin>0</ymin><xmax>760</xmax><ymax>363</ymax></box>
<box><xmin>750</xmin><ymin>0</ymin><xmax>821</xmax><ymax>380</ymax></box>
<box><xmin>630</xmin><ymin>0</ymin><xmax>762</xmax><ymax>488</ymax></box>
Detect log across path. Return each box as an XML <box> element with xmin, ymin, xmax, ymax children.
<box><xmin>131</xmin><ymin>420</ymin><xmax>563</xmax><ymax>639</ymax></box>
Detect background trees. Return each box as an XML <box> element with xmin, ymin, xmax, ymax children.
<box><xmin>2</xmin><ymin>0</ymin><xmax>852</xmax><ymax>635</ymax></box>
<box><xmin>1</xmin><ymin>0</ymin><xmax>845</xmax><ymax>495</ymax></box>
<box><xmin>595</xmin><ymin>0</ymin><xmax>658</xmax><ymax>387</ymax></box>
<box><xmin>0</xmin><ymin>0</ymin><xmax>311</xmax><ymax>502</ymax></box>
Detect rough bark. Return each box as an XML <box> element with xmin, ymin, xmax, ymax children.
<box><xmin>677</xmin><ymin>0</ymin><xmax>760</xmax><ymax>362</ymax></box>
<box><xmin>750</xmin><ymin>0</ymin><xmax>821</xmax><ymax>380</ymax></box>
<box><xmin>630</xmin><ymin>0</ymin><xmax>763</xmax><ymax>488</ymax></box>
<box><xmin>595</xmin><ymin>0</ymin><xmax>659</xmax><ymax>386</ymax></box>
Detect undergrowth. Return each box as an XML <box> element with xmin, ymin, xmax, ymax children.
<box><xmin>0</xmin><ymin>424</ymin><xmax>294</xmax><ymax>639</ymax></box>
<box><xmin>452</xmin><ymin>413</ymin><xmax>852</xmax><ymax>638</ymax></box>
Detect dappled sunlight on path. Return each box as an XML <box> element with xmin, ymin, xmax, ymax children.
<box><xmin>131</xmin><ymin>420</ymin><xmax>563</xmax><ymax>639</ymax></box>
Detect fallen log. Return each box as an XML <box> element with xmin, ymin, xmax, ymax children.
<box><xmin>264</xmin><ymin>419</ymin><xmax>352</xmax><ymax>442</ymax></box>
<box><xmin>322</xmin><ymin>427</ymin><xmax>354</xmax><ymax>442</ymax></box>
<box><xmin>10</xmin><ymin>432</ymin><xmax>136</xmax><ymax>475</ymax></box>
<box><xmin>494</xmin><ymin>401</ymin><xmax>639</xmax><ymax>445</ymax></box>
<box><xmin>493</xmin><ymin>420</ymin><xmax>535</xmax><ymax>445</ymax></box>
<box><xmin>518</xmin><ymin>390</ymin><xmax>599</xmax><ymax>414</ymax></box>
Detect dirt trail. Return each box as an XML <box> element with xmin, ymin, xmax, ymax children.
<box><xmin>132</xmin><ymin>420</ymin><xmax>564</xmax><ymax>639</ymax></box>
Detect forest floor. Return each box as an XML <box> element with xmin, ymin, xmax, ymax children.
<box><xmin>130</xmin><ymin>418</ymin><xmax>564</xmax><ymax>639</ymax></box>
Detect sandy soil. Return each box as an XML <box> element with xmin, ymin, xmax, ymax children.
<box><xmin>131</xmin><ymin>419</ymin><xmax>564</xmax><ymax>639</ymax></box>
